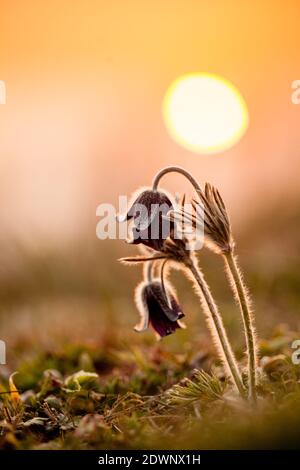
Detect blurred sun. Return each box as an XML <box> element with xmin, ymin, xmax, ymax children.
<box><xmin>163</xmin><ymin>73</ymin><xmax>249</xmax><ymax>154</ymax></box>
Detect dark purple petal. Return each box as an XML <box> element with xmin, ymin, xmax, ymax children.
<box><xmin>148</xmin><ymin>283</ymin><xmax>183</xmax><ymax>322</ymax></box>
<box><xmin>149</xmin><ymin>310</ymin><xmax>183</xmax><ymax>338</ymax></box>
<box><xmin>141</xmin><ymin>281</ymin><xmax>184</xmax><ymax>338</ymax></box>
<box><xmin>125</xmin><ymin>189</ymin><xmax>174</xmax><ymax>252</ymax></box>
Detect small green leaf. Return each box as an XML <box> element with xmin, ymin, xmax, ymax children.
<box><xmin>63</xmin><ymin>370</ymin><xmax>99</xmax><ymax>393</ymax></box>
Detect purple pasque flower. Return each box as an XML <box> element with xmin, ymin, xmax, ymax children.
<box><xmin>134</xmin><ymin>279</ymin><xmax>185</xmax><ymax>339</ymax></box>
<box><xmin>121</xmin><ymin>187</ymin><xmax>174</xmax><ymax>252</ymax></box>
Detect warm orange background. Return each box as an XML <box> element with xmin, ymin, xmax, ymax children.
<box><xmin>0</xmin><ymin>1</ymin><xmax>299</xmax><ymax>245</ymax></box>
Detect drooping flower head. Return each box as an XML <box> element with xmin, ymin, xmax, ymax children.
<box><xmin>134</xmin><ymin>279</ymin><xmax>185</xmax><ymax>339</ymax></box>
<box><xmin>121</xmin><ymin>187</ymin><xmax>174</xmax><ymax>252</ymax></box>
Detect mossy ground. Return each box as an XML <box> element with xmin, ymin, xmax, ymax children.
<box><xmin>0</xmin><ymin>219</ymin><xmax>300</xmax><ymax>449</ymax></box>
<box><xmin>1</xmin><ymin>312</ymin><xmax>300</xmax><ymax>449</ymax></box>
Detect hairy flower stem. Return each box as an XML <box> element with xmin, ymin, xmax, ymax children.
<box><xmin>145</xmin><ymin>261</ymin><xmax>153</xmax><ymax>283</ymax></box>
<box><xmin>186</xmin><ymin>257</ymin><xmax>246</xmax><ymax>397</ymax></box>
<box><xmin>224</xmin><ymin>251</ymin><xmax>257</xmax><ymax>403</ymax></box>
<box><xmin>153</xmin><ymin>166</ymin><xmax>202</xmax><ymax>193</ymax></box>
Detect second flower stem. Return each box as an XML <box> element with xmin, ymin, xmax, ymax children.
<box><xmin>224</xmin><ymin>251</ymin><xmax>257</xmax><ymax>403</ymax></box>
<box><xmin>187</xmin><ymin>257</ymin><xmax>246</xmax><ymax>398</ymax></box>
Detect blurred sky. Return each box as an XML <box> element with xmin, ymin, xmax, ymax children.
<box><xmin>0</xmin><ymin>0</ymin><xmax>299</xmax><ymax>245</ymax></box>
